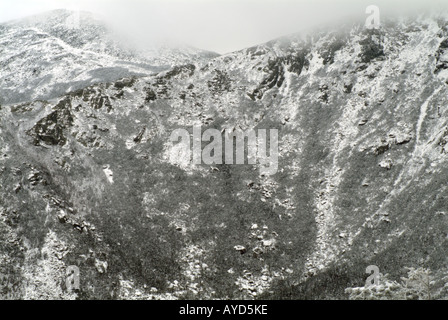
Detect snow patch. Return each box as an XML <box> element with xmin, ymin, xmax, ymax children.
<box><xmin>103</xmin><ymin>165</ymin><xmax>113</xmax><ymax>183</ymax></box>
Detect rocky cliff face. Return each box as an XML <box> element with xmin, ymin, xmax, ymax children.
<box><xmin>2</xmin><ymin>12</ymin><xmax>448</xmax><ymax>299</ymax></box>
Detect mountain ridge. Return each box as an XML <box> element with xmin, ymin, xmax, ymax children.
<box><xmin>0</xmin><ymin>9</ymin><xmax>220</xmax><ymax>106</ymax></box>
<box><xmin>2</xmin><ymin>11</ymin><xmax>448</xmax><ymax>299</ymax></box>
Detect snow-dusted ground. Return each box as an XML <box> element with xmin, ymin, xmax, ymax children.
<box><xmin>3</xmin><ymin>12</ymin><xmax>448</xmax><ymax>299</ymax></box>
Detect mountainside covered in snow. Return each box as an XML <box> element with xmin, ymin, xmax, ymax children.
<box><xmin>0</xmin><ymin>9</ymin><xmax>219</xmax><ymax>105</ymax></box>
<box><xmin>2</xmin><ymin>11</ymin><xmax>448</xmax><ymax>299</ymax></box>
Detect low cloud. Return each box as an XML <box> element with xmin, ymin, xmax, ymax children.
<box><xmin>1</xmin><ymin>0</ymin><xmax>448</xmax><ymax>53</ymax></box>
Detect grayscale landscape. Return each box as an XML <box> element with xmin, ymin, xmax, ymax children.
<box><xmin>1</xmin><ymin>1</ymin><xmax>448</xmax><ymax>300</ymax></box>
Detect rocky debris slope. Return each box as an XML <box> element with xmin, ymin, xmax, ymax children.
<box><xmin>2</xmin><ymin>14</ymin><xmax>448</xmax><ymax>299</ymax></box>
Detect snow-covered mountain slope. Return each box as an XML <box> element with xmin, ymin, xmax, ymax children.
<box><xmin>2</xmin><ymin>13</ymin><xmax>448</xmax><ymax>299</ymax></box>
<box><xmin>0</xmin><ymin>9</ymin><xmax>219</xmax><ymax>105</ymax></box>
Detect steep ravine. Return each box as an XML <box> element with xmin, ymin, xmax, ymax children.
<box><xmin>2</xmin><ymin>15</ymin><xmax>448</xmax><ymax>299</ymax></box>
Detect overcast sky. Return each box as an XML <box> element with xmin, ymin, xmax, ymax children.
<box><xmin>1</xmin><ymin>0</ymin><xmax>448</xmax><ymax>53</ymax></box>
